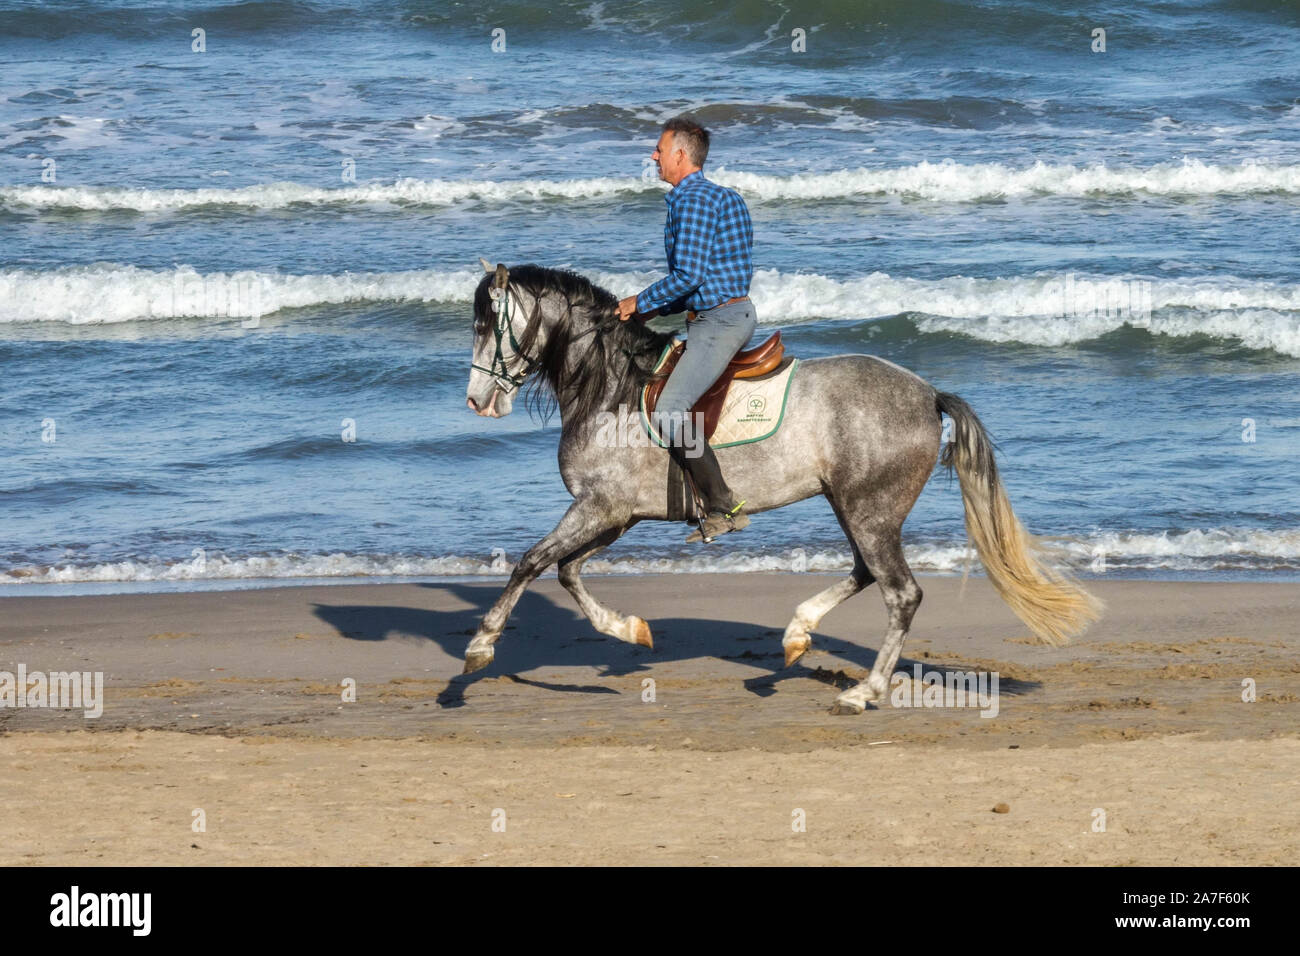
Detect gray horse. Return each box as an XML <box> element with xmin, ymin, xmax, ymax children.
<box><xmin>464</xmin><ymin>260</ymin><xmax>1101</xmax><ymax>714</ymax></box>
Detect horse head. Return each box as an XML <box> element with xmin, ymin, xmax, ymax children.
<box><xmin>467</xmin><ymin>257</ymin><xmax>535</xmax><ymax>418</ymax></box>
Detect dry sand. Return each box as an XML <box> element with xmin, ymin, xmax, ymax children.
<box><xmin>0</xmin><ymin>573</ymin><xmax>1296</xmax><ymax>865</ymax></box>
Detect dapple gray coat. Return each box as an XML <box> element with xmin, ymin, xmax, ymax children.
<box><xmin>465</xmin><ymin>261</ymin><xmax>1100</xmax><ymax>713</ymax></box>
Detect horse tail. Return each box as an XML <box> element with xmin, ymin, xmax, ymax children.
<box><xmin>936</xmin><ymin>392</ymin><xmax>1102</xmax><ymax>645</ymax></box>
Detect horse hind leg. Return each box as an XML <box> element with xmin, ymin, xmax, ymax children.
<box><xmin>557</xmin><ymin>522</ymin><xmax>653</xmax><ymax>649</ymax></box>
<box><xmin>830</xmin><ymin>525</ymin><xmax>923</xmax><ymax>715</ymax></box>
<box><xmin>783</xmin><ymin>496</ymin><xmax>876</xmax><ymax>667</ymax></box>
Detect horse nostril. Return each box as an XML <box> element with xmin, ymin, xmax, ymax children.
<box><xmin>467</xmin><ymin>397</ymin><xmax>479</xmax><ymax>412</ymax></box>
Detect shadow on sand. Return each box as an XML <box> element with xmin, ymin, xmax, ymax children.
<box><xmin>310</xmin><ymin>581</ymin><xmax>1039</xmax><ymax>709</ymax></box>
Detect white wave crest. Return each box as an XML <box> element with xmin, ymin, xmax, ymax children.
<box><xmin>5</xmin><ymin>159</ymin><xmax>1299</xmax><ymax>212</ymax></box>
<box><xmin>6</xmin><ymin>529</ymin><xmax>1299</xmax><ymax>586</ymax></box>
<box><xmin>0</xmin><ymin>175</ymin><xmax>651</xmax><ymax>212</ymax></box>
<box><xmin>5</xmin><ymin>263</ymin><xmax>1298</xmax><ymax>356</ymax></box>
<box><xmin>0</xmin><ymin>264</ymin><xmax>485</xmax><ymax>324</ymax></box>
<box><xmin>915</xmin><ymin>307</ymin><xmax>1300</xmax><ymax>355</ymax></box>
<box><xmin>711</xmin><ymin>158</ymin><xmax>1300</xmax><ymax>202</ymax></box>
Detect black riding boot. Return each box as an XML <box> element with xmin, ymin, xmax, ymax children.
<box><xmin>668</xmin><ymin>441</ymin><xmax>749</xmax><ymax>542</ymax></box>
<box><xmin>669</xmin><ymin>441</ymin><xmax>733</xmax><ymax>515</ymax></box>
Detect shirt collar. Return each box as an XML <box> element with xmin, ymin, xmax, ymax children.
<box><xmin>665</xmin><ymin>169</ymin><xmax>704</xmax><ymax>204</ymax></box>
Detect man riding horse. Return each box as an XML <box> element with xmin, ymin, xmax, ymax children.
<box><xmin>616</xmin><ymin>115</ymin><xmax>756</xmax><ymax>544</ymax></box>
<box><xmin>462</xmin><ymin>125</ymin><xmax>1102</xmax><ymax>712</ymax></box>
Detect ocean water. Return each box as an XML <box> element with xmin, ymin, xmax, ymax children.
<box><xmin>2</xmin><ymin>0</ymin><xmax>1299</xmax><ymax>592</ymax></box>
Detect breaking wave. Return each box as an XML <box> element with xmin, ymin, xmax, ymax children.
<box><xmin>5</xmin><ymin>263</ymin><xmax>1298</xmax><ymax>357</ymax></box>
<box><xmin>6</xmin><ymin>160</ymin><xmax>1298</xmax><ymax>212</ymax></box>
<box><xmin>6</xmin><ymin>528</ymin><xmax>1300</xmax><ymax>586</ymax></box>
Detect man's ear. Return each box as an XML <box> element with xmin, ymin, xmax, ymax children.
<box><xmin>479</xmin><ymin>257</ymin><xmax>493</xmax><ymax>273</ymax></box>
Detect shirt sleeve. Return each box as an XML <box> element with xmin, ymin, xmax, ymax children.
<box><xmin>635</xmin><ymin>193</ymin><xmax>717</xmax><ymax>314</ymax></box>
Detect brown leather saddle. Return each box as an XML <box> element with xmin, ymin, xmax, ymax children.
<box><xmin>643</xmin><ymin>330</ymin><xmax>785</xmax><ymax>441</ymax></box>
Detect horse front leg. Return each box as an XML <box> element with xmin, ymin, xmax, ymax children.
<box><xmin>464</xmin><ymin>499</ymin><xmax>625</xmax><ymax>673</ymax></box>
<box><xmin>558</xmin><ymin>521</ymin><xmax>652</xmax><ymax>649</ymax></box>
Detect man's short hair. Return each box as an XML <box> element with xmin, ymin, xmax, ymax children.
<box><xmin>662</xmin><ymin>116</ymin><xmax>710</xmax><ymax>168</ymax></box>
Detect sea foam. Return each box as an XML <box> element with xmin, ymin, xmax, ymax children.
<box><xmin>4</xmin><ymin>263</ymin><xmax>1297</xmax><ymax>356</ymax></box>
<box><xmin>7</xmin><ymin>528</ymin><xmax>1299</xmax><ymax>585</ymax></box>
<box><xmin>5</xmin><ymin>159</ymin><xmax>1298</xmax><ymax>212</ymax></box>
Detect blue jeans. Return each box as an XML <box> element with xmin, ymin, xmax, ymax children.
<box><xmin>654</xmin><ymin>297</ymin><xmax>758</xmax><ymax>512</ymax></box>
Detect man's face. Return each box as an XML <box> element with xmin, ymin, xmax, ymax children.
<box><xmin>652</xmin><ymin>130</ymin><xmax>687</xmax><ymax>185</ymax></box>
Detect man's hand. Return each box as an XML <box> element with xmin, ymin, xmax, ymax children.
<box><xmin>617</xmin><ymin>295</ymin><xmax>640</xmax><ymax>322</ymax></box>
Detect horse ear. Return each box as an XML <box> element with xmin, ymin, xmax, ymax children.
<box><xmin>494</xmin><ymin>263</ymin><xmax>509</xmax><ymax>289</ymax></box>
<box><xmin>479</xmin><ymin>257</ymin><xmax>493</xmax><ymax>273</ymax></box>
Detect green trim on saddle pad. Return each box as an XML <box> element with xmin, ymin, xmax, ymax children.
<box><xmin>640</xmin><ymin>339</ymin><xmax>800</xmax><ymax>449</ymax></box>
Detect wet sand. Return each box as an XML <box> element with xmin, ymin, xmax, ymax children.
<box><xmin>1</xmin><ymin>573</ymin><xmax>1297</xmax><ymax>864</ymax></box>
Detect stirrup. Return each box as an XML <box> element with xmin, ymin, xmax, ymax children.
<box><xmin>685</xmin><ymin>501</ymin><xmax>749</xmax><ymax>544</ymax></box>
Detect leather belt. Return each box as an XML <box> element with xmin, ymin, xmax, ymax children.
<box><xmin>687</xmin><ymin>296</ymin><xmax>748</xmax><ymax>322</ymax></box>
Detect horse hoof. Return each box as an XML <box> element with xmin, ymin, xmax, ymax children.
<box><xmin>463</xmin><ymin>649</ymin><xmax>494</xmax><ymax>674</ymax></box>
<box><xmin>784</xmin><ymin>640</ymin><xmax>810</xmax><ymax>668</ymax></box>
<box><xmin>631</xmin><ymin>617</ymin><xmax>653</xmax><ymax>649</ymax></box>
<box><xmin>829</xmin><ymin>699</ymin><xmax>865</xmax><ymax>716</ymax></box>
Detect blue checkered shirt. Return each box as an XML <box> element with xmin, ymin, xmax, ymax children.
<box><xmin>635</xmin><ymin>170</ymin><xmax>753</xmax><ymax>315</ymax></box>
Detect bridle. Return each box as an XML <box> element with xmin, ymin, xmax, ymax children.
<box><xmin>470</xmin><ymin>265</ymin><xmax>630</xmax><ymax>403</ymax></box>
<box><xmin>471</xmin><ymin>279</ymin><xmax>539</xmax><ymax>395</ymax></box>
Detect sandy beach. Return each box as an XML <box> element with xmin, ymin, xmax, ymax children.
<box><xmin>1</xmin><ymin>572</ymin><xmax>1296</xmax><ymax>865</ymax></box>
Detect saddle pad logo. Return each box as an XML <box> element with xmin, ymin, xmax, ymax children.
<box><xmin>739</xmin><ymin>395</ymin><xmax>769</xmax><ymax>422</ymax></box>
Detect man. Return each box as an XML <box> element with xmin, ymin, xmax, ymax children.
<box><xmin>617</xmin><ymin>116</ymin><xmax>757</xmax><ymax>544</ymax></box>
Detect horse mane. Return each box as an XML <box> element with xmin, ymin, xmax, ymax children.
<box><xmin>473</xmin><ymin>264</ymin><xmax>673</xmax><ymax>423</ymax></box>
